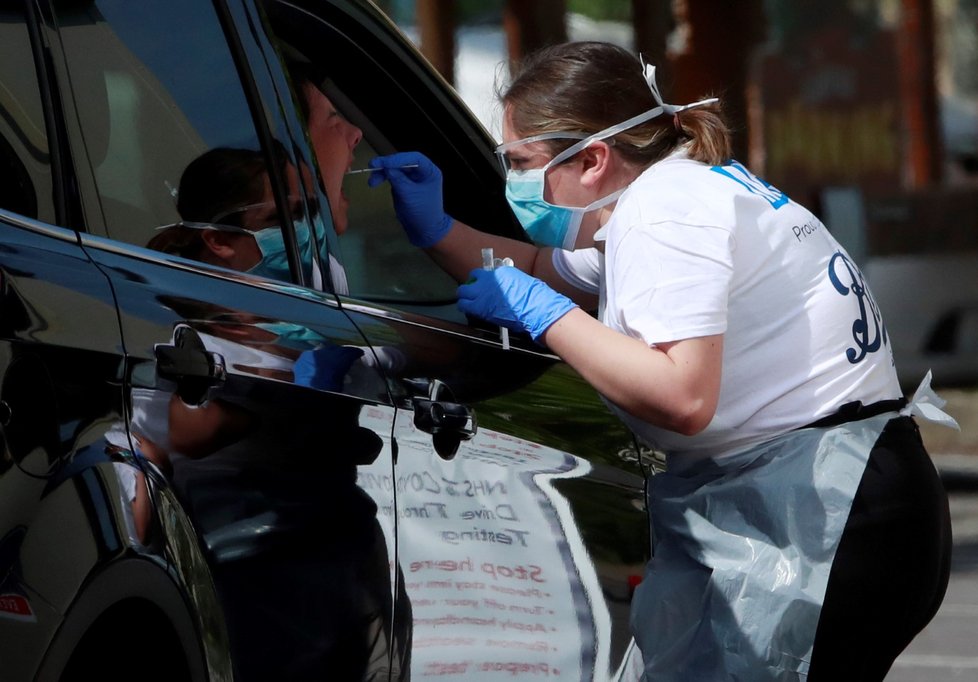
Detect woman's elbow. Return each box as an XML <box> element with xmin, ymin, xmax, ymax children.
<box><xmin>666</xmin><ymin>399</ymin><xmax>716</xmax><ymax>436</ymax></box>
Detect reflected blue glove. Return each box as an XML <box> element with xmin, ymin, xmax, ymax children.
<box><xmin>294</xmin><ymin>345</ymin><xmax>365</xmax><ymax>391</ymax></box>
<box><xmin>368</xmin><ymin>151</ymin><xmax>453</xmax><ymax>248</ymax></box>
<box><xmin>457</xmin><ymin>267</ymin><xmax>577</xmax><ymax>342</ymax></box>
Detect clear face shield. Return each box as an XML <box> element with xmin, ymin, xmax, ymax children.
<box><xmin>493</xmin><ymin>131</ymin><xmax>588</xmax><ymax>175</ymax></box>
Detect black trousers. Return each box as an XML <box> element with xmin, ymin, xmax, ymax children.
<box><xmin>808</xmin><ymin>416</ymin><xmax>952</xmax><ymax>681</ymax></box>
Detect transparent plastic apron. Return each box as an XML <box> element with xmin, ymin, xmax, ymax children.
<box><xmin>628</xmin><ymin>373</ymin><xmax>956</xmax><ymax>681</ymax></box>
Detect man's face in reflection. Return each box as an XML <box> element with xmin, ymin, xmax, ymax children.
<box><xmin>302</xmin><ymin>81</ymin><xmax>362</xmax><ymax>236</ymax></box>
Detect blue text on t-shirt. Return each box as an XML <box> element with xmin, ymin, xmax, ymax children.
<box><xmin>711</xmin><ymin>160</ymin><xmax>789</xmax><ymax>209</ymax></box>
<box><xmin>828</xmin><ymin>250</ymin><xmax>889</xmax><ymax>364</ymax></box>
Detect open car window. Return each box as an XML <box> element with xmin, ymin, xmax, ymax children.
<box><xmin>263</xmin><ymin>0</ymin><xmax>525</xmax><ymax>313</ymax></box>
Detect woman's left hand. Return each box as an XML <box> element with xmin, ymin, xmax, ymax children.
<box><xmin>457</xmin><ymin>267</ymin><xmax>577</xmax><ymax>341</ymax></box>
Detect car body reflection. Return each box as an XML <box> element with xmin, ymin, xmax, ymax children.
<box><xmin>128</xmin><ymin>310</ymin><xmax>409</xmax><ymax>681</ymax></box>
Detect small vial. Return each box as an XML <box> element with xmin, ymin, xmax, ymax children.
<box><xmin>481</xmin><ymin>248</ymin><xmax>510</xmax><ymax>350</ymax></box>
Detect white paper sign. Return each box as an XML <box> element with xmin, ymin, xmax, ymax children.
<box><xmin>357</xmin><ymin>406</ymin><xmax>615</xmax><ymax>680</ymax></box>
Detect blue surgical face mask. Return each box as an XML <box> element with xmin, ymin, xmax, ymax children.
<box><xmin>504</xmin><ymin>163</ymin><xmax>624</xmax><ymax>250</ymax></box>
<box><xmin>157</xmin><ymin>217</ymin><xmax>329</xmax><ymax>284</ymax></box>
<box><xmin>499</xmin><ymin>126</ymin><xmax>630</xmax><ymax>250</ymax></box>
<box><xmin>497</xmin><ymin>61</ymin><xmax>718</xmax><ymax>249</ymax></box>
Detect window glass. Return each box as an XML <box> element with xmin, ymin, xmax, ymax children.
<box><xmin>50</xmin><ymin>0</ymin><xmax>322</xmax><ymax>287</ymax></box>
<box><xmin>0</xmin><ymin>1</ymin><xmax>55</xmax><ymax>223</ymax></box>
<box><xmin>334</xmin><ymin>85</ymin><xmax>458</xmax><ymax>302</ymax></box>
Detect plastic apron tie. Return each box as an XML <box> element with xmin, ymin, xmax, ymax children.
<box><xmin>900</xmin><ymin>369</ymin><xmax>960</xmax><ymax>430</ymax></box>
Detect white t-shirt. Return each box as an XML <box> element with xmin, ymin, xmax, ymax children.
<box><xmin>554</xmin><ymin>153</ymin><xmax>900</xmax><ymax>464</ymax></box>
<box><xmin>312</xmin><ymin>252</ymin><xmax>349</xmax><ymax>295</ymax></box>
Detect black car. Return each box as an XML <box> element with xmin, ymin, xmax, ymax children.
<box><xmin>0</xmin><ymin>0</ymin><xmax>650</xmax><ymax>679</ymax></box>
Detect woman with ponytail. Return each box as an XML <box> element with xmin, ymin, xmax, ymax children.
<box><xmin>370</xmin><ymin>41</ymin><xmax>953</xmax><ymax>681</ymax></box>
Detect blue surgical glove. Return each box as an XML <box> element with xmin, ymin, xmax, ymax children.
<box><xmin>294</xmin><ymin>345</ymin><xmax>365</xmax><ymax>391</ymax></box>
<box><xmin>457</xmin><ymin>267</ymin><xmax>577</xmax><ymax>342</ymax></box>
<box><xmin>368</xmin><ymin>151</ymin><xmax>453</xmax><ymax>248</ymax></box>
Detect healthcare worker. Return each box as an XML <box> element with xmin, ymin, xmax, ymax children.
<box><xmin>369</xmin><ymin>41</ymin><xmax>954</xmax><ymax>681</ymax></box>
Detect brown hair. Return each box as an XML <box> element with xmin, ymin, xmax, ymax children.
<box><xmin>176</xmin><ymin>147</ymin><xmax>268</xmax><ymax>226</ymax></box>
<box><xmin>147</xmin><ymin>147</ymin><xmax>268</xmax><ymax>259</ymax></box>
<box><xmin>499</xmin><ymin>41</ymin><xmax>731</xmax><ymax>167</ymax></box>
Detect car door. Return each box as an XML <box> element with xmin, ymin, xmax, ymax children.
<box><xmin>38</xmin><ymin>0</ymin><xmax>407</xmax><ymax>678</ymax></box>
<box><xmin>261</xmin><ymin>1</ymin><xmax>652</xmax><ymax>678</ymax></box>
<box><xmin>0</xmin><ymin>3</ymin><xmax>213</xmax><ymax>679</ymax></box>
<box><xmin>0</xmin><ymin>218</ymin><xmax>132</xmax><ymax>678</ymax></box>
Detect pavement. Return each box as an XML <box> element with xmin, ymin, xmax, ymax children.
<box><xmin>922</xmin><ymin>383</ymin><xmax>978</xmax><ymax>499</ymax></box>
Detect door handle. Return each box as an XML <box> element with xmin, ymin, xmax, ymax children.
<box><xmin>154</xmin><ymin>325</ymin><xmax>226</xmax><ymax>405</ymax></box>
<box><xmin>410</xmin><ymin>379</ymin><xmax>476</xmax><ymax>460</ymax></box>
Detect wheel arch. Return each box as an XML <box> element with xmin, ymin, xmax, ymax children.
<box><xmin>35</xmin><ymin>557</ymin><xmax>219</xmax><ymax>682</ymax></box>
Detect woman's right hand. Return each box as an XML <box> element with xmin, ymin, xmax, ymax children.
<box><xmin>368</xmin><ymin>151</ymin><xmax>453</xmax><ymax>248</ymax></box>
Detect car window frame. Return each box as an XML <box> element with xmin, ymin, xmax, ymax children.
<box><xmin>215</xmin><ymin>0</ymin><xmax>330</xmax><ymax>291</ymax></box>
<box><xmin>7</xmin><ymin>0</ymin><xmax>85</xmax><ymax>231</ymax></box>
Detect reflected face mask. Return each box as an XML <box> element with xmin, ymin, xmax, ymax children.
<box><xmin>248</xmin><ymin>218</ymin><xmax>334</xmax><ymax>285</ymax></box>
<box><xmin>247</xmin><ymin>223</ymin><xmax>306</xmax><ymax>281</ymax></box>
<box><xmin>153</xmin><ymin>215</ymin><xmax>328</xmax><ymax>283</ymax></box>
<box><xmin>253</xmin><ymin>320</ymin><xmax>328</xmax><ymax>350</ymax></box>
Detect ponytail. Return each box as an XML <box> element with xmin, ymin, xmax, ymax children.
<box><xmin>501</xmin><ymin>42</ymin><xmax>732</xmax><ymax>167</ymax></box>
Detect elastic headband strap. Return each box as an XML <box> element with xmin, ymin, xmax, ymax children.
<box><xmin>640</xmin><ymin>54</ymin><xmax>718</xmax><ymax>116</ymax></box>
<box><xmin>495</xmin><ymin>131</ymin><xmax>588</xmax><ymax>154</ymax></box>
<box><xmin>495</xmin><ymin>56</ymin><xmax>719</xmax><ymax>168</ymax></box>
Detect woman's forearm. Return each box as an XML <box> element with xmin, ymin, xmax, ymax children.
<box><xmin>541</xmin><ymin>308</ymin><xmax>723</xmax><ymax>435</ymax></box>
<box><xmin>425</xmin><ymin>219</ymin><xmax>541</xmax><ymax>281</ymax></box>
<box><xmin>429</xmin><ymin>222</ymin><xmax>598</xmax><ymax>307</ymax></box>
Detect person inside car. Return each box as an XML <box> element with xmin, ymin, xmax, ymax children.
<box><xmin>288</xmin><ymin>61</ymin><xmax>364</xmax><ymax>238</ymax></box>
